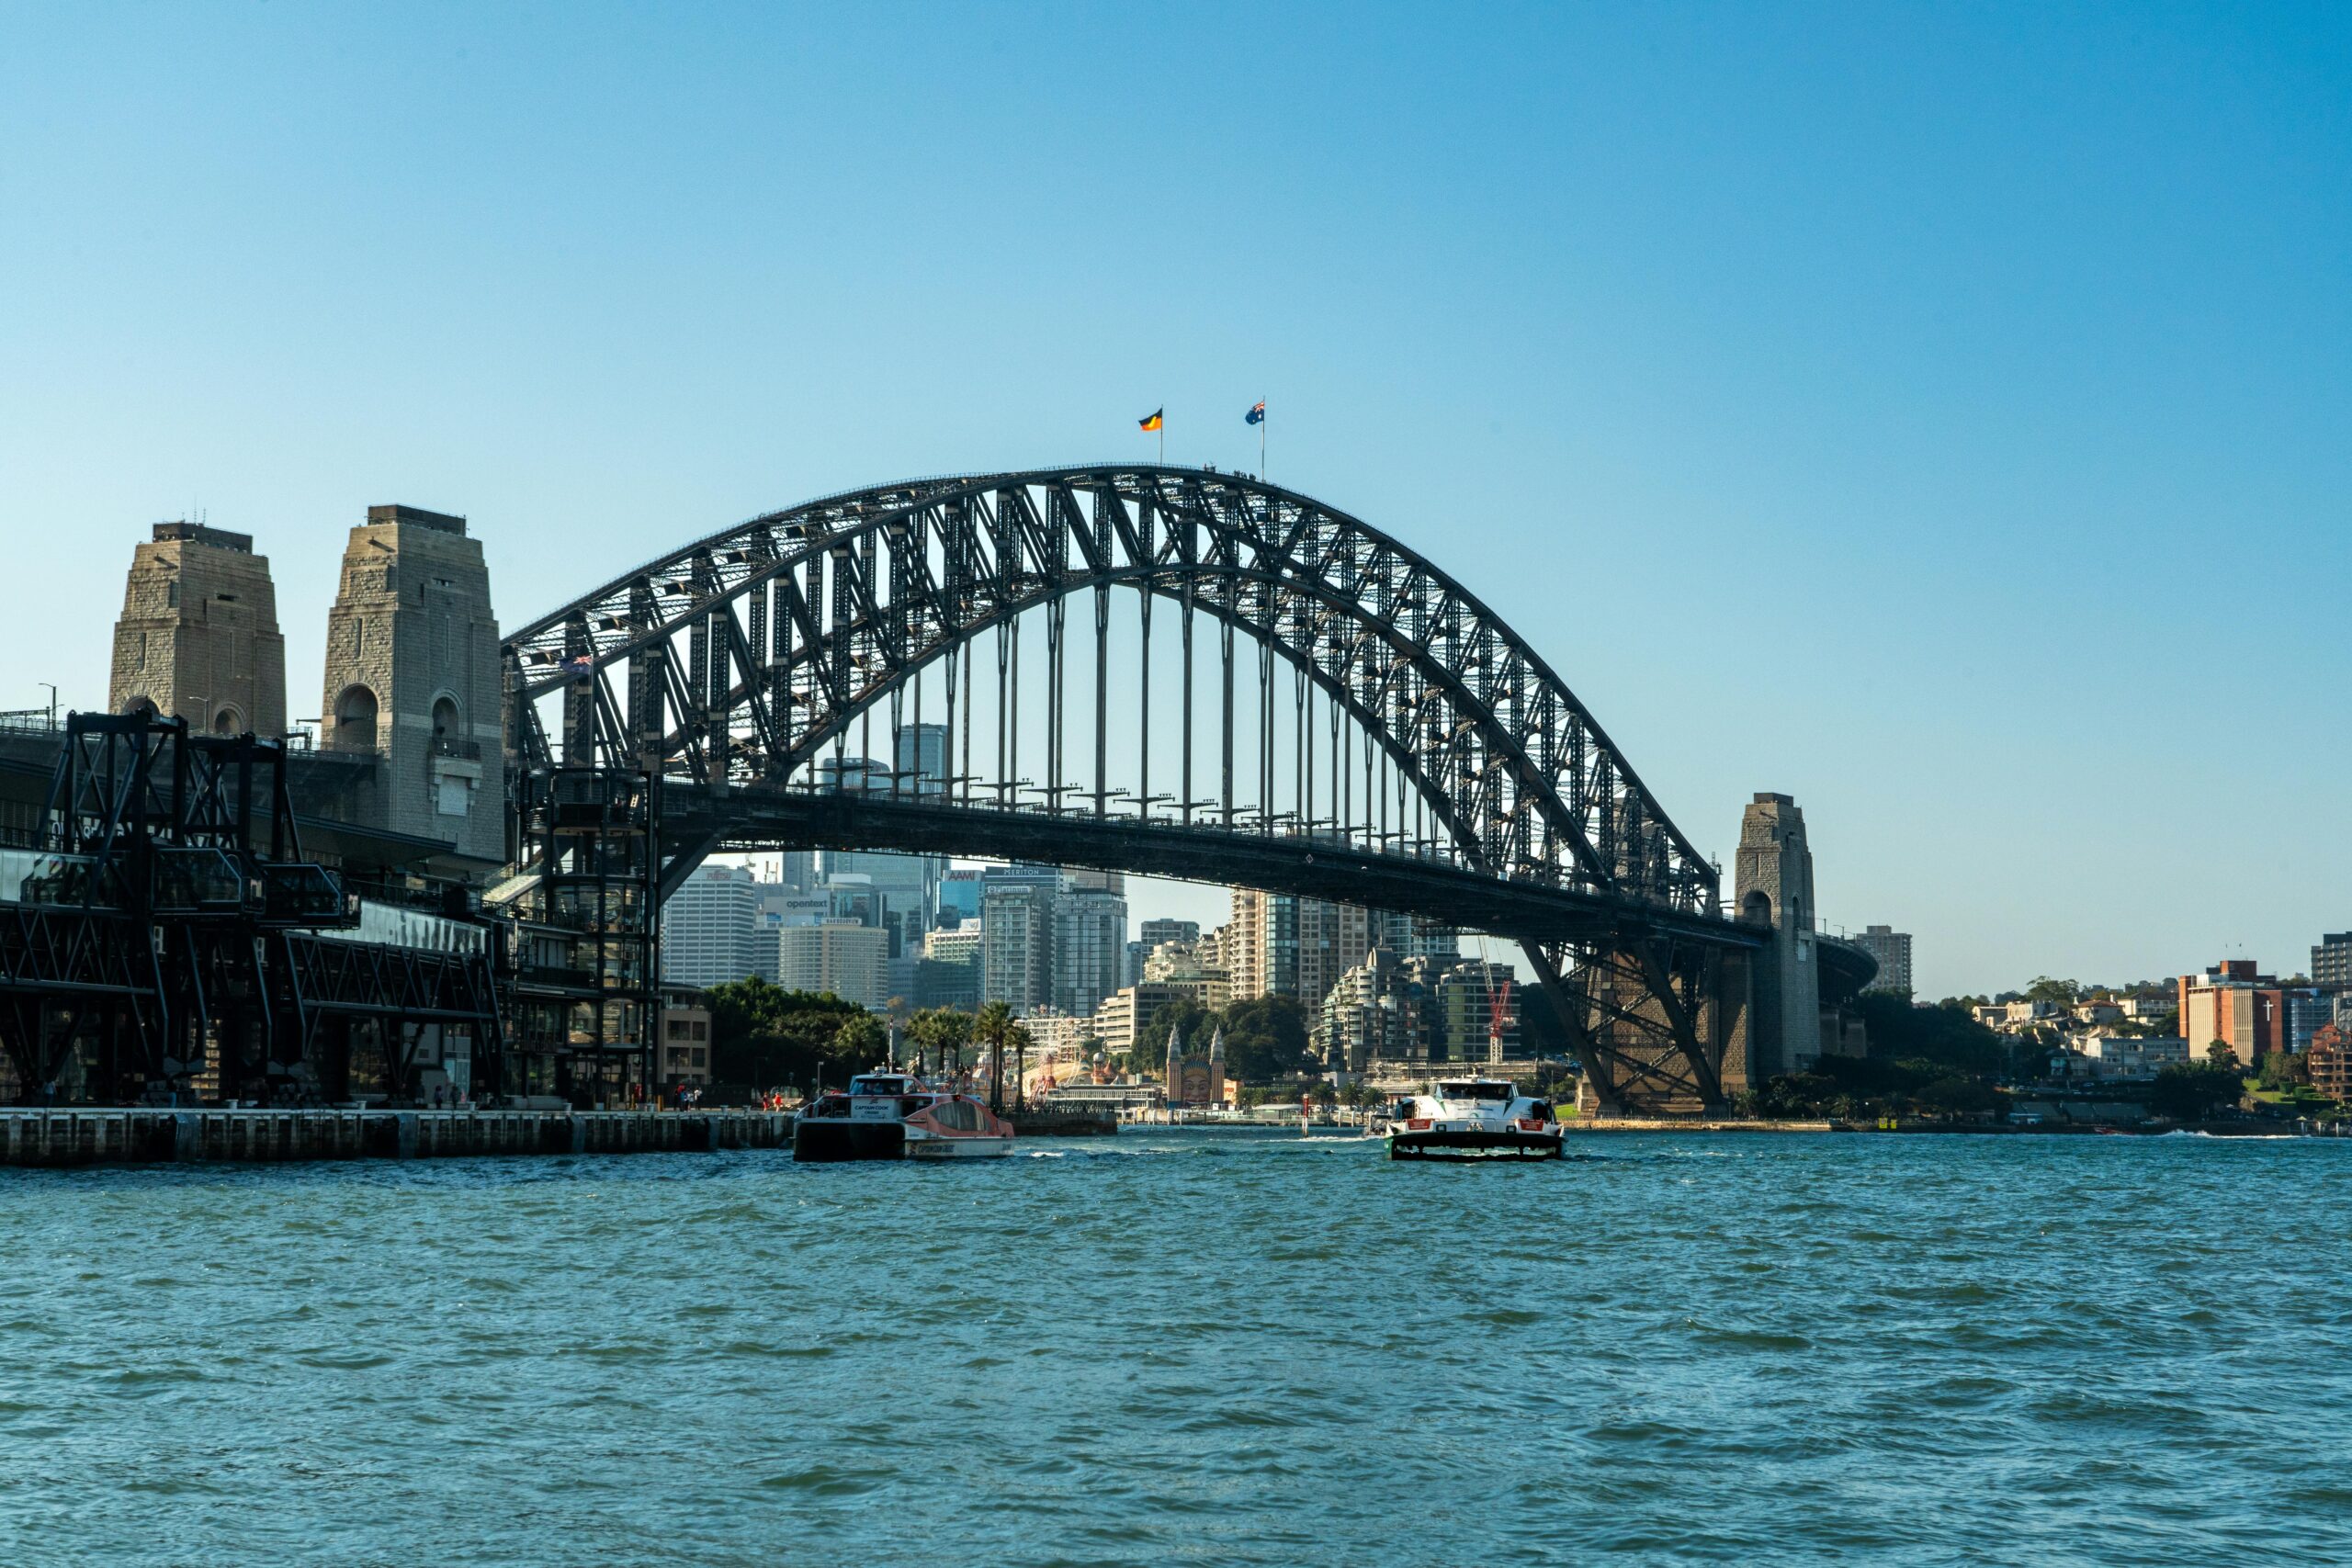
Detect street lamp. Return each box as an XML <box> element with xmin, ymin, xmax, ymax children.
<box><xmin>37</xmin><ymin>683</ymin><xmax>55</xmax><ymax>729</ymax></box>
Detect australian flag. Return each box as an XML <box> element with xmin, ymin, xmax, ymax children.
<box><xmin>1245</xmin><ymin>400</ymin><xmax>1265</xmax><ymax>425</ymax></box>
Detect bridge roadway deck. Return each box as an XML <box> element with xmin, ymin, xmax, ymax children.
<box><xmin>668</xmin><ymin>784</ymin><xmax>1769</xmax><ymax>953</ymax></box>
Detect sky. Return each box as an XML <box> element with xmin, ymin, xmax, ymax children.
<box><xmin>2</xmin><ymin>3</ymin><xmax>2346</xmax><ymax>997</ymax></box>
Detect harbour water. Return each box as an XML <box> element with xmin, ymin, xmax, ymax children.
<box><xmin>4</xmin><ymin>1129</ymin><xmax>2347</xmax><ymax>1565</ymax></box>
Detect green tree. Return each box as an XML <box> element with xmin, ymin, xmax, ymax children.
<box><xmin>1121</xmin><ymin>998</ymin><xmax>1213</xmax><ymax>1080</ymax></box>
<box><xmin>1852</xmin><ymin>995</ymin><xmax>2004</xmax><ymax>1078</ymax></box>
<box><xmin>2204</xmin><ymin>1041</ymin><xmax>2240</xmax><ymax>1071</ymax></box>
<box><xmin>831</xmin><ymin>1012</ymin><xmax>888</xmax><ymax>1069</ymax></box>
<box><xmin>1913</xmin><ymin>1075</ymin><xmax>1997</xmax><ymax>1115</ymax></box>
<box><xmin>1217</xmin><ymin>994</ymin><xmax>1310</xmax><ymax>1083</ymax></box>
<box><xmin>704</xmin><ymin>976</ymin><xmax>871</xmax><ymax>1090</ymax></box>
<box><xmin>2256</xmin><ymin>1049</ymin><xmax>2310</xmax><ymax>1093</ymax></box>
<box><xmin>906</xmin><ymin>1007</ymin><xmax>974</xmax><ymax>1077</ymax></box>
<box><xmin>2024</xmin><ymin>976</ymin><xmax>2082</xmax><ymax>1006</ymax></box>
<box><xmin>1010</xmin><ymin>1021</ymin><xmax>1035</xmax><ymax>1108</ymax></box>
<box><xmin>2151</xmin><ymin>1063</ymin><xmax>2241</xmax><ymax>1122</ymax></box>
<box><xmin>973</xmin><ymin>1000</ymin><xmax>1022</xmax><ymax>1107</ymax></box>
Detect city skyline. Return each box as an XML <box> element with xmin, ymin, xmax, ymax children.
<box><xmin>5</xmin><ymin>16</ymin><xmax>2344</xmax><ymax>1562</ymax></box>
<box><xmin>5</xmin><ymin>6</ymin><xmax>2346</xmax><ymax>995</ymax></box>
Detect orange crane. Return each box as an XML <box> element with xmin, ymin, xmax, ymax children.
<box><xmin>1488</xmin><ymin>978</ymin><xmax>1514</xmax><ymax>1064</ymax></box>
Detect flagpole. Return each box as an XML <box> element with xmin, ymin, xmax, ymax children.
<box><xmin>1260</xmin><ymin>397</ymin><xmax>1266</xmax><ymax>482</ymax></box>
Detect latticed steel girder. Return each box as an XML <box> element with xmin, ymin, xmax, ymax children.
<box><xmin>0</xmin><ymin>904</ymin><xmax>158</xmax><ymax>1093</ymax></box>
<box><xmin>506</xmin><ymin>466</ymin><xmax>1719</xmax><ymax>920</ymax></box>
<box><xmin>1523</xmin><ymin>937</ymin><xmax>1734</xmax><ymax>1114</ymax></box>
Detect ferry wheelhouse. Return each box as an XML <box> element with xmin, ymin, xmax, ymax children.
<box><xmin>1384</xmin><ymin>1078</ymin><xmax>1564</xmax><ymax>1161</ymax></box>
<box><xmin>792</xmin><ymin>1072</ymin><xmax>1016</xmax><ymax>1162</ymax></box>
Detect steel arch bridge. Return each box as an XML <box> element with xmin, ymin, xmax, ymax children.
<box><xmin>503</xmin><ymin>465</ymin><xmax>1783</xmax><ymax>1111</ymax></box>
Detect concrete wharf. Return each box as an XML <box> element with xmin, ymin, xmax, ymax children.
<box><xmin>0</xmin><ymin>1108</ymin><xmax>793</xmax><ymax>1168</ymax></box>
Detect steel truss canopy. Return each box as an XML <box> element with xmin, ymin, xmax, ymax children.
<box><xmin>505</xmin><ymin>465</ymin><xmax>1719</xmax><ymax>924</ymax></box>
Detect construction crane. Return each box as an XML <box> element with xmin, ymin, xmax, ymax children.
<box><xmin>1487</xmin><ymin>978</ymin><xmax>1514</xmax><ymax>1066</ymax></box>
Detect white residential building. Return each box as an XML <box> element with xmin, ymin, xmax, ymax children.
<box><xmin>2075</xmin><ymin>1034</ymin><xmax>2189</xmax><ymax>1080</ymax></box>
<box><xmin>980</xmin><ymin>868</ymin><xmax>1062</xmax><ymax>1014</ymax></box>
<box><xmin>1053</xmin><ymin>884</ymin><xmax>1128</xmax><ymax>1021</ymax></box>
<box><xmin>1854</xmin><ymin>925</ymin><xmax>1915</xmax><ymax>996</ymax></box>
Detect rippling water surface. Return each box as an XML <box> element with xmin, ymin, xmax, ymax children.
<box><xmin>4</xmin><ymin>1130</ymin><xmax>2348</xmax><ymax>1565</ymax></box>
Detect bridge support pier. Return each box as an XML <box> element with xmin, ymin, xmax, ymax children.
<box><xmin>1523</xmin><ymin>938</ymin><xmax>1731</xmax><ymax>1117</ymax></box>
<box><xmin>1734</xmin><ymin>793</ymin><xmax>1821</xmax><ymax>1081</ymax></box>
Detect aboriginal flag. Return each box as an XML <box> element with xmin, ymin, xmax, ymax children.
<box><xmin>1137</xmin><ymin>409</ymin><xmax>1164</xmax><ymax>433</ymax></box>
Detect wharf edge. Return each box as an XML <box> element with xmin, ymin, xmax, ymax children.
<box><xmin>0</xmin><ymin>1108</ymin><xmax>793</xmax><ymax>1168</ymax></box>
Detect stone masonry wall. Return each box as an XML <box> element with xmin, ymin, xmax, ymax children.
<box><xmin>108</xmin><ymin>523</ymin><xmax>287</xmax><ymax>735</ymax></box>
<box><xmin>1734</xmin><ymin>792</ymin><xmax>1821</xmax><ymax>1079</ymax></box>
<box><xmin>317</xmin><ymin>506</ymin><xmax>505</xmax><ymax>865</ymax></box>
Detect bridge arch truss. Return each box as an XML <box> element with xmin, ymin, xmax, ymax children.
<box><xmin>505</xmin><ymin>467</ymin><xmax>1750</xmax><ymax>1110</ymax></box>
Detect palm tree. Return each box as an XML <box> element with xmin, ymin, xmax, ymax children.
<box><xmin>831</xmin><ymin>1012</ymin><xmax>888</xmax><ymax>1070</ymax></box>
<box><xmin>908</xmin><ymin>1007</ymin><xmax>973</xmax><ymax>1081</ymax></box>
<box><xmin>974</xmin><ymin>1000</ymin><xmax>1017</xmax><ymax>1111</ymax></box>
<box><xmin>1011</xmin><ymin>1022</ymin><xmax>1035</xmax><ymax>1111</ymax></box>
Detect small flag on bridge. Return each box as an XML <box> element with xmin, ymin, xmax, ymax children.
<box><xmin>1245</xmin><ymin>400</ymin><xmax>1265</xmax><ymax>425</ymax></box>
<box><xmin>1137</xmin><ymin>408</ymin><xmax>1164</xmax><ymax>433</ymax></box>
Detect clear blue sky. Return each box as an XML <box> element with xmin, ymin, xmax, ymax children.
<box><xmin>3</xmin><ymin>3</ymin><xmax>2346</xmax><ymax>997</ymax></box>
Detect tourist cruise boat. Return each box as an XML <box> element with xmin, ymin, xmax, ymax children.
<box><xmin>1383</xmin><ymin>1078</ymin><xmax>1565</xmax><ymax>1161</ymax></box>
<box><xmin>792</xmin><ymin>1072</ymin><xmax>1016</xmax><ymax>1162</ymax></box>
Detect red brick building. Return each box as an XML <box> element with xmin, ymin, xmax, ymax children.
<box><xmin>2177</xmin><ymin>961</ymin><xmax>2285</xmax><ymax>1066</ymax></box>
<box><xmin>2309</xmin><ymin>1024</ymin><xmax>2349</xmax><ymax>1101</ymax></box>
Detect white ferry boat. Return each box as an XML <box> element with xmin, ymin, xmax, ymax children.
<box><xmin>1383</xmin><ymin>1078</ymin><xmax>1564</xmax><ymax>1161</ymax></box>
<box><xmin>792</xmin><ymin>1072</ymin><xmax>1016</xmax><ymax>1162</ymax></box>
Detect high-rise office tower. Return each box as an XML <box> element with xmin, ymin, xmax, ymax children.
<box><xmin>979</xmin><ymin>866</ymin><xmax>1064</xmax><ymax>1014</ymax></box>
<box><xmin>1053</xmin><ymin>883</ymin><xmax>1128</xmax><ymax>1020</ymax></box>
<box><xmin>662</xmin><ymin>864</ymin><xmax>765</xmax><ymax>987</ymax></box>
